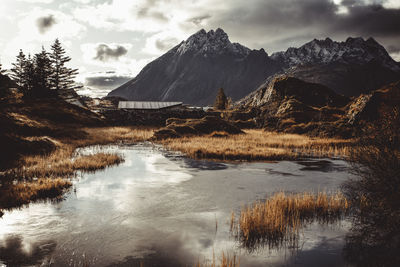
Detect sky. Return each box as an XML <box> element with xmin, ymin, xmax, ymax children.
<box><xmin>1</xmin><ymin>0</ymin><xmax>400</xmax><ymax>97</ymax></box>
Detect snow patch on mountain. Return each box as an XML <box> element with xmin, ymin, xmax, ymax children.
<box><xmin>176</xmin><ymin>28</ymin><xmax>251</xmax><ymax>57</ymax></box>
<box><xmin>271</xmin><ymin>37</ymin><xmax>400</xmax><ymax>71</ymax></box>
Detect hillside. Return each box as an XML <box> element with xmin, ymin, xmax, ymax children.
<box><xmin>0</xmin><ymin>75</ymin><xmax>103</xmax><ymax>170</ymax></box>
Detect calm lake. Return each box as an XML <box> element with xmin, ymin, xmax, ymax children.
<box><xmin>0</xmin><ymin>144</ymin><xmax>355</xmax><ymax>266</ymax></box>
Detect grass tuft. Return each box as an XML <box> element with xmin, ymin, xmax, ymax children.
<box><xmin>231</xmin><ymin>191</ymin><xmax>350</xmax><ymax>250</ymax></box>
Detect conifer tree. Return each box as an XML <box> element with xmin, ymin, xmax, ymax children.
<box><xmin>24</xmin><ymin>54</ymin><xmax>35</xmax><ymax>93</ymax></box>
<box><xmin>50</xmin><ymin>39</ymin><xmax>78</xmax><ymax>91</ymax></box>
<box><xmin>32</xmin><ymin>47</ymin><xmax>53</xmax><ymax>97</ymax></box>
<box><xmin>214</xmin><ymin>87</ymin><xmax>228</xmax><ymax>110</ymax></box>
<box><xmin>10</xmin><ymin>50</ymin><xmax>27</xmax><ymax>91</ymax></box>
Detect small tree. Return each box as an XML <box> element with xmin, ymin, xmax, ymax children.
<box><xmin>50</xmin><ymin>39</ymin><xmax>78</xmax><ymax>91</ymax></box>
<box><xmin>214</xmin><ymin>87</ymin><xmax>228</xmax><ymax>110</ymax></box>
<box><xmin>10</xmin><ymin>50</ymin><xmax>27</xmax><ymax>91</ymax></box>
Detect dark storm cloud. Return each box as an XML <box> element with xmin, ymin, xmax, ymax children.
<box><xmin>36</xmin><ymin>14</ymin><xmax>56</xmax><ymax>34</ymax></box>
<box><xmin>94</xmin><ymin>44</ymin><xmax>128</xmax><ymax>61</ymax></box>
<box><xmin>204</xmin><ymin>0</ymin><xmax>400</xmax><ymax>55</ymax></box>
<box><xmin>85</xmin><ymin>73</ymin><xmax>132</xmax><ymax>88</ymax></box>
<box><xmin>334</xmin><ymin>4</ymin><xmax>400</xmax><ymax>37</ymax></box>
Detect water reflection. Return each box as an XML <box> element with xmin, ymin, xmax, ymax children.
<box><xmin>296</xmin><ymin>160</ymin><xmax>349</xmax><ymax>172</ymax></box>
<box><xmin>0</xmin><ymin>145</ymin><xmax>354</xmax><ymax>266</ymax></box>
<box><xmin>0</xmin><ymin>235</ymin><xmax>56</xmax><ymax>266</ymax></box>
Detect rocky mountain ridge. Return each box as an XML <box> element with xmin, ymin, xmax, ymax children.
<box><xmin>109</xmin><ymin>28</ymin><xmax>279</xmax><ymax>105</ymax></box>
<box><xmin>108</xmin><ymin>28</ymin><xmax>400</xmax><ymax>105</ymax></box>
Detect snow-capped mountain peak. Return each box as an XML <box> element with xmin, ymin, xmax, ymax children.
<box><xmin>176</xmin><ymin>28</ymin><xmax>251</xmax><ymax>57</ymax></box>
<box><xmin>271</xmin><ymin>37</ymin><xmax>400</xmax><ymax>71</ymax></box>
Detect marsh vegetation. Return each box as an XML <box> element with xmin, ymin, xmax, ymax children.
<box><xmin>159</xmin><ymin>129</ymin><xmax>353</xmax><ymax>161</ymax></box>
<box><xmin>230</xmin><ymin>191</ymin><xmax>350</xmax><ymax>250</ymax></box>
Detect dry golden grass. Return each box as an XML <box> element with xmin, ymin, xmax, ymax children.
<box><xmin>0</xmin><ymin>127</ymin><xmax>154</xmax><ymax>214</ymax></box>
<box><xmin>0</xmin><ymin>178</ymin><xmax>72</xmax><ymax>210</ymax></box>
<box><xmin>158</xmin><ymin>129</ymin><xmax>353</xmax><ymax>161</ymax></box>
<box><xmin>231</xmin><ymin>191</ymin><xmax>350</xmax><ymax>249</ymax></box>
<box><xmin>195</xmin><ymin>251</ymin><xmax>239</xmax><ymax>267</ymax></box>
<box><xmin>16</xmin><ymin>127</ymin><xmax>154</xmax><ymax>179</ymax></box>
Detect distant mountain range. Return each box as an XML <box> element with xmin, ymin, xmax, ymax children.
<box><xmin>108</xmin><ymin>28</ymin><xmax>400</xmax><ymax>106</ymax></box>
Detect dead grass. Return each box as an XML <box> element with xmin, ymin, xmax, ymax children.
<box><xmin>158</xmin><ymin>129</ymin><xmax>353</xmax><ymax>161</ymax></box>
<box><xmin>1</xmin><ymin>127</ymin><xmax>154</xmax><ymax>213</ymax></box>
<box><xmin>0</xmin><ymin>178</ymin><xmax>72</xmax><ymax>211</ymax></box>
<box><xmin>231</xmin><ymin>192</ymin><xmax>350</xmax><ymax>250</ymax></box>
<box><xmin>13</xmin><ymin>127</ymin><xmax>154</xmax><ymax>179</ymax></box>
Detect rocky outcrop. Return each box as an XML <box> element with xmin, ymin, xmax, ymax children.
<box><xmin>347</xmin><ymin>80</ymin><xmax>400</xmax><ymax>125</ymax></box>
<box><xmin>153</xmin><ymin>116</ymin><xmax>243</xmax><ymax>139</ymax></box>
<box><xmin>240</xmin><ymin>76</ymin><xmax>353</xmax><ymax>137</ymax></box>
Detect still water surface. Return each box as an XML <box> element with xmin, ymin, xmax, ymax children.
<box><xmin>0</xmin><ymin>144</ymin><xmax>354</xmax><ymax>266</ymax></box>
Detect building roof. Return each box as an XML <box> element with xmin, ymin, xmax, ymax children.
<box><xmin>118</xmin><ymin>101</ymin><xmax>183</xmax><ymax>110</ymax></box>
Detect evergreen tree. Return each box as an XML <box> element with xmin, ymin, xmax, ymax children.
<box><xmin>50</xmin><ymin>39</ymin><xmax>78</xmax><ymax>91</ymax></box>
<box><xmin>10</xmin><ymin>50</ymin><xmax>27</xmax><ymax>91</ymax></box>
<box><xmin>32</xmin><ymin>47</ymin><xmax>53</xmax><ymax>97</ymax></box>
<box><xmin>24</xmin><ymin>54</ymin><xmax>35</xmax><ymax>93</ymax></box>
<box><xmin>214</xmin><ymin>87</ymin><xmax>228</xmax><ymax>110</ymax></box>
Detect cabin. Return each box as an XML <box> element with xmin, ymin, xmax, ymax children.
<box><xmin>118</xmin><ymin>101</ymin><xmax>183</xmax><ymax>110</ymax></box>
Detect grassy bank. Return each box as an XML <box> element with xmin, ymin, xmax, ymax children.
<box><xmin>0</xmin><ymin>126</ymin><xmax>154</xmax><ymax>214</ymax></box>
<box><xmin>230</xmin><ymin>192</ymin><xmax>350</xmax><ymax>250</ymax></box>
<box><xmin>158</xmin><ymin>129</ymin><xmax>353</xmax><ymax>161</ymax></box>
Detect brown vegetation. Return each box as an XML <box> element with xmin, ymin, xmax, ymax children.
<box><xmin>153</xmin><ymin>116</ymin><xmax>243</xmax><ymax>139</ymax></box>
<box><xmin>0</xmin><ymin>126</ymin><xmax>154</xmax><ymax>214</ymax></box>
<box><xmin>0</xmin><ymin>178</ymin><xmax>72</xmax><ymax>211</ymax></box>
<box><xmin>158</xmin><ymin>129</ymin><xmax>353</xmax><ymax>161</ymax></box>
<box><xmin>231</xmin><ymin>192</ymin><xmax>350</xmax><ymax>249</ymax></box>
<box><xmin>342</xmin><ymin>107</ymin><xmax>400</xmax><ymax>266</ymax></box>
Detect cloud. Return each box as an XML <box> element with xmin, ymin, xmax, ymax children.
<box><xmin>187</xmin><ymin>14</ymin><xmax>212</xmax><ymax>26</ymax></box>
<box><xmin>0</xmin><ymin>235</ymin><xmax>56</xmax><ymax>266</ymax></box>
<box><xmin>3</xmin><ymin>8</ymin><xmax>86</xmax><ymax>69</ymax></box>
<box><xmin>94</xmin><ymin>44</ymin><xmax>129</xmax><ymax>62</ymax></box>
<box><xmin>199</xmin><ymin>0</ymin><xmax>400</xmax><ymax>55</ymax></box>
<box><xmin>84</xmin><ymin>71</ymin><xmax>132</xmax><ymax>88</ymax></box>
<box><xmin>81</xmin><ymin>43</ymin><xmax>152</xmax><ymax>77</ymax></box>
<box><xmin>36</xmin><ymin>14</ymin><xmax>56</xmax><ymax>34</ymax></box>
<box><xmin>143</xmin><ymin>31</ymin><xmax>181</xmax><ymax>55</ymax></box>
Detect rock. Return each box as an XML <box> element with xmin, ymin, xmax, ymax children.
<box><xmin>153</xmin><ymin>116</ymin><xmax>243</xmax><ymax>139</ymax></box>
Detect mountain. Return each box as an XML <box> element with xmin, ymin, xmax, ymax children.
<box><xmin>271</xmin><ymin>37</ymin><xmax>400</xmax><ymax>96</ymax></box>
<box><xmin>108</xmin><ymin>28</ymin><xmax>280</xmax><ymax>106</ymax></box>
<box><xmin>347</xmin><ymin>80</ymin><xmax>400</xmax><ymax>125</ymax></box>
<box><xmin>108</xmin><ymin>29</ymin><xmax>400</xmax><ymax>105</ymax></box>
<box><xmin>239</xmin><ymin>76</ymin><xmax>354</xmax><ymax>137</ymax></box>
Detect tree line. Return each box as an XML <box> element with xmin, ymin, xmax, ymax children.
<box><xmin>9</xmin><ymin>39</ymin><xmax>79</xmax><ymax>98</ymax></box>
